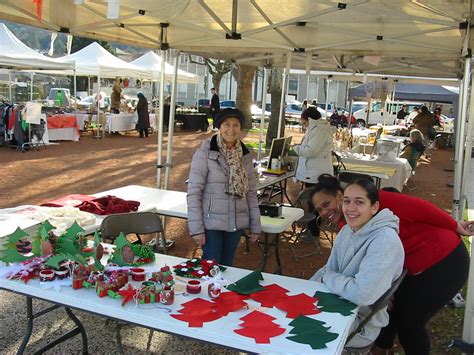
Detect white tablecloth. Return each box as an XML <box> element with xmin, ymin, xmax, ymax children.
<box><xmin>105</xmin><ymin>113</ymin><xmax>138</xmax><ymax>133</ymax></box>
<box><xmin>340</xmin><ymin>153</ymin><xmax>412</xmax><ymax>192</ymax></box>
<box><xmin>47</xmin><ymin>127</ymin><xmax>80</xmax><ymax>141</ymax></box>
<box><xmin>75</xmin><ymin>113</ymin><xmax>90</xmax><ymax>130</ymax></box>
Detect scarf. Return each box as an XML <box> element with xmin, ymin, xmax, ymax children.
<box><xmin>216</xmin><ymin>133</ymin><xmax>249</xmax><ymax>198</ymax></box>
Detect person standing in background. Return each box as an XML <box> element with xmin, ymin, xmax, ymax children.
<box><xmin>187</xmin><ymin>108</ymin><xmax>261</xmax><ymax>265</ymax></box>
<box><xmin>396</xmin><ymin>104</ymin><xmax>408</xmax><ymax>125</ymax></box>
<box><xmin>293</xmin><ymin>106</ymin><xmax>336</xmax><ymax>240</ymax></box>
<box><xmin>210</xmin><ymin>87</ymin><xmax>220</xmax><ymax>132</ymax></box>
<box><xmin>111</xmin><ymin>78</ymin><xmax>122</xmax><ymax>114</ymax></box>
<box><xmin>136</xmin><ymin>93</ymin><xmax>150</xmax><ymax>138</ymax></box>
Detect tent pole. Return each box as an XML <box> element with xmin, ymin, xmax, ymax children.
<box><xmin>461</xmin><ymin>66</ymin><xmax>474</xmax><ymax>218</ymax></box>
<box><xmin>164</xmin><ymin>50</ymin><xmax>179</xmax><ymax>190</ymax></box>
<box><xmin>157</xmin><ymin>49</ymin><xmax>166</xmax><ymax>188</ymax></box>
<box><xmin>30</xmin><ymin>73</ymin><xmax>34</xmax><ymax>101</ymax></box>
<box><xmin>277</xmin><ymin>53</ymin><xmax>292</xmax><ymax>138</ymax></box>
<box><xmin>452</xmin><ymin>56</ymin><xmax>471</xmax><ymax>220</ymax></box>
<box><xmin>73</xmin><ymin>70</ymin><xmax>77</xmax><ymax>116</ymax></box>
<box><xmin>462</xmin><ymin>60</ymin><xmax>474</xmax><ymax>347</ymax></box>
<box><xmin>8</xmin><ymin>72</ymin><xmax>12</xmax><ymax>101</ymax></box>
<box><xmin>258</xmin><ymin>67</ymin><xmax>268</xmax><ymax>161</ymax></box>
<box><xmin>325</xmin><ymin>78</ymin><xmax>330</xmax><ymax>117</ymax></box>
<box><xmin>306</xmin><ymin>75</ymin><xmax>310</xmax><ymax>102</ymax></box>
<box><xmin>96</xmin><ymin>75</ymin><xmax>101</xmax><ymax>139</ymax></box>
<box><xmin>88</xmin><ymin>76</ymin><xmax>91</xmax><ymax>96</ymax></box>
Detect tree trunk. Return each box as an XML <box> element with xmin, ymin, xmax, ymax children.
<box><xmin>235</xmin><ymin>64</ymin><xmax>257</xmax><ymax>129</ymax></box>
<box><xmin>212</xmin><ymin>73</ymin><xmax>224</xmax><ymax>93</ymax></box>
<box><xmin>266</xmin><ymin>67</ymin><xmax>284</xmax><ymax>146</ymax></box>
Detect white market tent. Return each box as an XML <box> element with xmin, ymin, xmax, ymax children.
<box><xmin>52</xmin><ymin>41</ymin><xmax>150</xmax><ymax>78</ymax></box>
<box><xmin>131</xmin><ymin>51</ymin><xmax>198</xmax><ymax>84</ymax></box>
<box><xmin>2</xmin><ymin>0</ymin><xmax>474</xmax><ymax>347</ymax></box>
<box><xmin>0</xmin><ymin>22</ymin><xmax>73</xmax><ymax>70</ymax></box>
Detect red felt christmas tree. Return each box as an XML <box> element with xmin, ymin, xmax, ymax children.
<box><xmin>171</xmin><ymin>298</ymin><xmax>222</xmax><ymax>327</ymax></box>
<box><xmin>234</xmin><ymin>310</ymin><xmax>285</xmax><ymax>344</ymax></box>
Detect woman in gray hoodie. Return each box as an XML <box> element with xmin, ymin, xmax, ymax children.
<box><xmin>187</xmin><ymin>108</ymin><xmax>261</xmax><ymax>266</ymax></box>
<box><xmin>313</xmin><ymin>179</ymin><xmax>404</xmax><ymax>349</ymax></box>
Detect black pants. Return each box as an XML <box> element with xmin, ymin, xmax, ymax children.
<box><xmin>138</xmin><ymin>128</ymin><xmax>149</xmax><ymax>138</ymax></box>
<box><xmin>375</xmin><ymin>242</ymin><xmax>469</xmax><ymax>355</ymax></box>
<box><xmin>304</xmin><ymin>182</ymin><xmax>320</xmax><ymax>236</ymax></box>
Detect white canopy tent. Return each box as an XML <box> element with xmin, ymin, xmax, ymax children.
<box><xmin>46</xmin><ymin>41</ymin><xmax>150</xmax><ymax>78</ymax></box>
<box><xmin>1</xmin><ymin>1</ymin><xmax>474</xmax><ymax>347</ymax></box>
<box><xmin>0</xmin><ymin>22</ymin><xmax>73</xmax><ymax>70</ymax></box>
<box><xmin>130</xmin><ymin>51</ymin><xmax>198</xmax><ymax>84</ymax></box>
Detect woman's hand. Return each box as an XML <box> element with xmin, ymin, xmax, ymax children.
<box><xmin>192</xmin><ymin>233</ymin><xmax>206</xmax><ymax>246</ymax></box>
<box><xmin>456</xmin><ymin>220</ymin><xmax>474</xmax><ymax>236</ymax></box>
<box><xmin>250</xmin><ymin>233</ymin><xmax>260</xmax><ymax>243</ymax></box>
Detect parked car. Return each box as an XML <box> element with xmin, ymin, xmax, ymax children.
<box><xmin>353</xmin><ymin>100</ymin><xmax>424</xmax><ymax>127</ymax></box>
<box><xmin>196</xmin><ymin>99</ymin><xmax>210</xmax><ymax>108</ymax></box>
<box><xmin>77</xmin><ymin>93</ymin><xmax>110</xmax><ymax>111</ymax></box>
<box><xmin>220</xmin><ymin>100</ymin><xmax>236</xmax><ymax>109</ymax></box>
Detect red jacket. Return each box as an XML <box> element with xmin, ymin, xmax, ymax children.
<box><xmin>338</xmin><ymin>191</ymin><xmax>460</xmax><ymax>275</ymax></box>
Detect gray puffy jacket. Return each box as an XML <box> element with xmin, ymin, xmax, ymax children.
<box><xmin>187</xmin><ymin>135</ymin><xmax>262</xmax><ymax>236</ymax></box>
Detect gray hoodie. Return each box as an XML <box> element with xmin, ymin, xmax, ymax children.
<box><xmin>314</xmin><ymin>208</ymin><xmax>404</xmax><ymax>348</ymax></box>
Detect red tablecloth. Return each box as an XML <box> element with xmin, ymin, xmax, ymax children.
<box><xmin>47</xmin><ymin>115</ymin><xmax>78</xmax><ymax>129</ymax></box>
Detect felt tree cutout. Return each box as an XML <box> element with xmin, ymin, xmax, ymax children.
<box><xmin>64</xmin><ymin>221</ymin><xmax>85</xmax><ymax>239</ymax></box>
<box><xmin>286</xmin><ymin>315</ymin><xmax>339</xmax><ymax>350</ymax></box>
<box><xmin>213</xmin><ymin>291</ymin><xmax>249</xmax><ymax>316</ymax></box>
<box><xmin>234</xmin><ymin>310</ymin><xmax>285</xmax><ymax>343</ymax></box>
<box><xmin>249</xmin><ymin>283</ymin><xmax>289</xmax><ymax>308</ymax></box>
<box><xmin>39</xmin><ymin>220</ymin><xmax>56</xmax><ymax>240</ymax></box>
<box><xmin>0</xmin><ymin>227</ymin><xmax>31</xmax><ymax>263</ymax></box>
<box><xmin>171</xmin><ymin>298</ymin><xmax>222</xmax><ymax>327</ymax></box>
<box><xmin>45</xmin><ymin>253</ymin><xmax>70</xmax><ymax>269</ymax></box>
<box><xmin>109</xmin><ymin>233</ymin><xmax>134</xmax><ymax>266</ymax></box>
<box><xmin>30</xmin><ymin>236</ymin><xmax>42</xmax><ymax>256</ymax></box>
<box><xmin>92</xmin><ymin>231</ymin><xmax>104</xmax><ymax>271</ymax></box>
<box><xmin>226</xmin><ymin>270</ymin><xmax>265</xmax><ymax>294</ymax></box>
<box><xmin>274</xmin><ymin>293</ymin><xmax>321</xmax><ymax>319</ymax></box>
<box><xmin>314</xmin><ymin>291</ymin><xmax>357</xmax><ymax>316</ymax></box>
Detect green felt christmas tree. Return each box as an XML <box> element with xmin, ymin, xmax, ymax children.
<box><xmin>0</xmin><ymin>228</ymin><xmax>30</xmax><ymax>263</ymax></box>
<box><xmin>109</xmin><ymin>233</ymin><xmax>132</xmax><ymax>266</ymax></box>
<box><xmin>226</xmin><ymin>270</ymin><xmax>265</xmax><ymax>294</ymax></box>
<box><xmin>286</xmin><ymin>315</ymin><xmax>339</xmax><ymax>350</ymax></box>
<box><xmin>314</xmin><ymin>291</ymin><xmax>357</xmax><ymax>316</ymax></box>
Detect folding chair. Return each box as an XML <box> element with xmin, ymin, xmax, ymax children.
<box><xmin>317</xmin><ymin>215</ymin><xmax>338</xmax><ymax>248</ymax></box>
<box><xmin>100</xmin><ymin>212</ymin><xmax>169</xmax><ymax>254</ymax></box>
<box><xmin>100</xmin><ymin>212</ymin><xmax>168</xmax><ymax>353</ymax></box>
<box><xmin>344</xmin><ymin>269</ymin><xmax>408</xmax><ymax>354</ymax></box>
<box><xmin>332</xmin><ymin>151</ymin><xmax>346</xmax><ymax>175</ymax></box>
<box><xmin>281</xmin><ymin>187</ymin><xmax>322</xmax><ymax>261</ymax></box>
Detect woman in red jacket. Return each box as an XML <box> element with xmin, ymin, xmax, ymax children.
<box><xmin>310</xmin><ymin>174</ymin><xmax>472</xmax><ymax>355</ymax></box>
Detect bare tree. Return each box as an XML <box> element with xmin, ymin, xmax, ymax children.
<box><xmin>266</xmin><ymin>67</ymin><xmax>285</xmax><ymax>145</ymax></box>
<box><xmin>188</xmin><ymin>55</ymin><xmax>234</xmax><ymax>93</ymax></box>
<box><xmin>235</xmin><ymin>64</ymin><xmax>256</xmax><ymax>129</ymax></box>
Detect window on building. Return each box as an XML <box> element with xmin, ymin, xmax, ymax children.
<box><xmin>179</xmin><ymin>53</ymin><xmax>189</xmax><ymax>65</ymax></box>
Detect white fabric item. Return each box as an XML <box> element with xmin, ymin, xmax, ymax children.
<box><xmin>25</xmin><ymin>102</ymin><xmax>42</xmax><ymax>124</ymax></box>
<box><xmin>48</xmin><ymin>32</ymin><xmax>57</xmax><ymax>57</ymax></box>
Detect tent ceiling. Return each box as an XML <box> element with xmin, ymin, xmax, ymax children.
<box><xmin>0</xmin><ymin>0</ymin><xmax>471</xmax><ymax>78</ymax></box>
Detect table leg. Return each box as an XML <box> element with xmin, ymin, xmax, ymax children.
<box><xmin>274</xmin><ymin>233</ymin><xmax>282</xmax><ymax>275</ymax></box>
<box><xmin>16</xmin><ymin>297</ymin><xmax>89</xmax><ymax>355</ymax></box>
<box><xmin>282</xmin><ymin>179</ymin><xmax>293</xmax><ymax>205</ymax></box>
<box><xmin>259</xmin><ymin>233</ymin><xmax>270</xmax><ymax>272</ymax></box>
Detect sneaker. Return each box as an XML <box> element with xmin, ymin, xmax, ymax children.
<box><xmin>196</xmin><ymin>129</ymin><xmax>202</xmax><ymax>133</ymax></box>
<box><xmin>449</xmin><ymin>293</ymin><xmax>466</xmax><ymax>308</ymax></box>
<box><xmin>212</xmin><ymin>128</ymin><xmax>218</xmax><ymax>132</ymax></box>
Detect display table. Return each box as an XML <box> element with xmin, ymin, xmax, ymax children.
<box><xmin>46</xmin><ymin>114</ymin><xmax>80</xmax><ymax>141</ymax></box>
<box><xmin>75</xmin><ymin>113</ymin><xmax>90</xmax><ymax>130</ymax></box>
<box><xmin>339</xmin><ymin>153</ymin><xmax>412</xmax><ymax>192</ymax></box>
<box><xmin>105</xmin><ymin>113</ymin><xmax>138</xmax><ymax>133</ymax></box>
<box><xmin>0</xmin><ymin>253</ymin><xmax>356</xmax><ymax>354</ymax></box>
<box><xmin>0</xmin><ymin>185</ymin><xmax>303</xmax><ymax>273</ymax></box>
<box><xmin>176</xmin><ymin>113</ymin><xmax>208</xmax><ymax>131</ymax></box>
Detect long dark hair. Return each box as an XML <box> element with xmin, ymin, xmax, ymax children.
<box><xmin>310</xmin><ymin>174</ymin><xmax>343</xmax><ymax>200</ymax></box>
<box><xmin>345</xmin><ymin>178</ymin><xmax>379</xmax><ymax>204</ymax></box>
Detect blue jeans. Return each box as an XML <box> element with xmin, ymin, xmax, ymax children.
<box><xmin>203</xmin><ymin>229</ymin><xmax>243</xmax><ymax>266</ymax></box>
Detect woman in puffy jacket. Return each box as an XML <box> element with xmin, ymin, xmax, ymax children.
<box><xmin>187</xmin><ymin>108</ymin><xmax>261</xmax><ymax>266</ymax></box>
